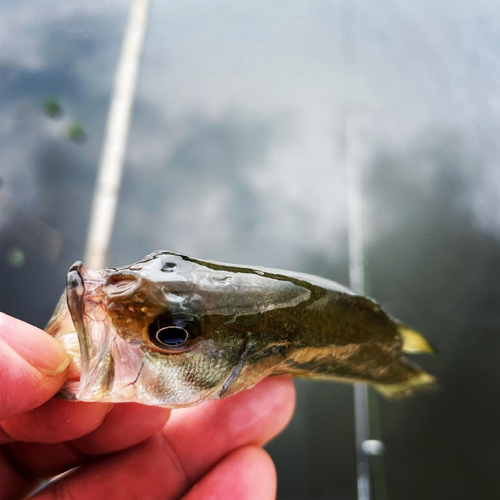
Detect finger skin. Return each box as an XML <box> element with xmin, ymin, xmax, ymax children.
<box><xmin>0</xmin><ymin>449</ymin><xmax>32</xmax><ymax>500</ymax></box>
<box><xmin>165</xmin><ymin>376</ymin><xmax>295</xmax><ymax>478</ymax></box>
<box><xmin>0</xmin><ymin>313</ymin><xmax>70</xmax><ymax>420</ymax></box>
<box><xmin>34</xmin><ymin>377</ymin><xmax>295</xmax><ymax>500</ymax></box>
<box><xmin>71</xmin><ymin>403</ymin><xmax>171</xmax><ymax>455</ymax></box>
<box><xmin>182</xmin><ymin>446</ymin><xmax>277</xmax><ymax>500</ymax></box>
<box><xmin>0</xmin><ymin>399</ymin><xmax>113</xmax><ymax>444</ymax></box>
<box><xmin>3</xmin><ymin>441</ymin><xmax>85</xmax><ymax>481</ymax></box>
<box><xmin>5</xmin><ymin>404</ymin><xmax>171</xmax><ymax>479</ymax></box>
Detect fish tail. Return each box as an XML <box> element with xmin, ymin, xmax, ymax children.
<box><xmin>373</xmin><ymin>365</ymin><xmax>437</xmax><ymax>399</ymax></box>
<box><xmin>397</xmin><ymin>323</ymin><xmax>438</xmax><ymax>354</ymax></box>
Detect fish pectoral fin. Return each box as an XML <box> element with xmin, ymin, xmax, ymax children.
<box><xmin>219</xmin><ymin>339</ymin><xmax>292</xmax><ymax>398</ymax></box>
<box><xmin>218</xmin><ymin>336</ymin><xmax>251</xmax><ymax>398</ymax></box>
<box><xmin>397</xmin><ymin>324</ymin><xmax>438</xmax><ymax>354</ymax></box>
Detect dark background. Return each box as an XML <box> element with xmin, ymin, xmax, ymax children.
<box><xmin>1</xmin><ymin>1</ymin><xmax>499</xmax><ymax>498</ymax></box>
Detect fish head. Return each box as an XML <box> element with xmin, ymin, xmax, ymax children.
<box><xmin>46</xmin><ymin>251</ymin><xmax>299</xmax><ymax>407</ymax></box>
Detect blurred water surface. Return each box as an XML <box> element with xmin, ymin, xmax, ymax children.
<box><xmin>1</xmin><ymin>1</ymin><xmax>500</xmax><ymax>498</ymax></box>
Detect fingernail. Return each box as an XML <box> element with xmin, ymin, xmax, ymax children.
<box><xmin>0</xmin><ymin>312</ymin><xmax>71</xmax><ymax>376</ymax></box>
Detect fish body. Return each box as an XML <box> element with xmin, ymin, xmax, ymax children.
<box><xmin>45</xmin><ymin>251</ymin><xmax>436</xmax><ymax>407</ymax></box>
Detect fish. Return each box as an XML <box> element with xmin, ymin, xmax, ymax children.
<box><xmin>45</xmin><ymin>250</ymin><xmax>437</xmax><ymax>408</ymax></box>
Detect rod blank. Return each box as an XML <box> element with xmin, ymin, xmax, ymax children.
<box><xmin>84</xmin><ymin>0</ymin><xmax>150</xmax><ymax>269</ymax></box>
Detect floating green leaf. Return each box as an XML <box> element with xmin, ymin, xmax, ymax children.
<box><xmin>68</xmin><ymin>122</ymin><xmax>86</xmax><ymax>144</ymax></box>
<box><xmin>6</xmin><ymin>247</ymin><xmax>26</xmax><ymax>268</ymax></box>
<box><xmin>43</xmin><ymin>97</ymin><xmax>62</xmax><ymax>118</ymax></box>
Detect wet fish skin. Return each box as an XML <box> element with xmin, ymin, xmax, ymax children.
<box><xmin>45</xmin><ymin>251</ymin><xmax>436</xmax><ymax>407</ymax></box>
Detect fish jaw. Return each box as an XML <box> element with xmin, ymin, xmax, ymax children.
<box><xmin>46</xmin><ymin>262</ymin><xmax>144</xmax><ymax>403</ymax></box>
<box><xmin>44</xmin><ymin>291</ymin><xmax>82</xmax><ymax>385</ymax></box>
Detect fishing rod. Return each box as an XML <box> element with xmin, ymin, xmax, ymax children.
<box><xmin>345</xmin><ymin>109</ymin><xmax>372</xmax><ymax>500</ymax></box>
<box><xmin>342</xmin><ymin>1</ymin><xmax>386</xmax><ymax>499</ymax></box>
<box><xmin>346</xmin><ymin>111</ymin><xmax>388</xmax><ymax>500</ymax></box>
<box><xmin>85</xmin><ymin>0</ymin><xmax>150</xmax><ymax>269</ymax></box>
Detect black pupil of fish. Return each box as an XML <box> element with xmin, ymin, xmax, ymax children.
<box><xmin>156</xmin><ymin>326</ymin><xmax>187</xmax><ymax>346</ymax></box>
<box><xmin>149</xmin><ymin>313</ymin><xmax>201</xmax><ymax>348</ymax></box>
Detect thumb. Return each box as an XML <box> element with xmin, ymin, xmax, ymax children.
<box><xmin>0</xmin><ymin>312</ymin><xmax>70</xmax><ymax>420</ymax></box>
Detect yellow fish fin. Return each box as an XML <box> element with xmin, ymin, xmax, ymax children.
<box><xmin>397</xmin><ymin>324</ymin><xmax>438</xmax><ymax>354</ymax></box>
<box><xmin>373</xmin><ymin>368</ymin><xmax>437</xmax><ymax>399</ymax></box>
<box><xmin>272</xmin><ymin>350</ymin><xmax>438</xmax><ymax>399</ymax></box>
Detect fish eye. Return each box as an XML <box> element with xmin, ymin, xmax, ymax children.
<box><xmin>148</xmin><ymin>313</ymin><xmax>202</xmax><ymax>350</ymax></box>
<box><xmin>156</xmin><ymin>325</ymin><xmax>188</xmax><ymax>346</ymax></box>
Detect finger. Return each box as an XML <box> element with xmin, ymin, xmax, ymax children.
<box><xmin>34</xmin><ymin>377</ymin><xmax>295</xmax><ymax>500</ymax></box>
<box><xmin>3</xmin><ymin>442</ymin><xmax>84</xmax><ymax>483</ymax></box>
<box><xmin>71</xmin><ymin>402</ymin><xmax>171</xmax><ymax>455</ymax></box>
<box><xmin>0</xmin><ymin>313</ymin><xmax>70</xmax><ymax>420</ymax></box>
<box><xmin>0</xmin><ymin>399</ymin><xmax>113</xmax><ymax>444</ymax></box>
<box><xmin>182</xmin><ymin>446</ymin><xmax>277</xmax><ymax>500</ymax></box>
<box><xmin>164</xmin><ymin>376</ymin><xmax>295</xmax><ymax>478</ymax></box>
<box><xmin>4</xmin><ymin>403</ymin><xmax>170</xmax><ymax>479</ymax></box>
<box><xmin>0</xmin><ymin>449</ymin><xmax>32</xmax><ymax>500</ymax></box>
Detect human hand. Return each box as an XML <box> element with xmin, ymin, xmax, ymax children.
<box><xmin>0</xmin><ymin>313</ymin><xmax>296</xmax><ymax>500</ymax></box>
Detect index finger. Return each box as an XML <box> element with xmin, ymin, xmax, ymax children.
<box><xmin>0</xmin><ymin>313</ymin><xmax>70</xmax><ymax>420</ymax></box>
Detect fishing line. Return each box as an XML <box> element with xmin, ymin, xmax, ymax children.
<box><xmin>341</xmin><ymin>1</ymin><xmax>386</xmax><ymax>499</ymax></box>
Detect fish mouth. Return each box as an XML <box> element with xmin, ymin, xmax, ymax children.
<box><xmin>46</xmin><ymin>261</ymin><xmax>143</xmax><ymax>402</ymax></box>
<box><xmin>64</xmin><ymin>261</ymin><xmax>116</xmax><ymax>401</ymax></box>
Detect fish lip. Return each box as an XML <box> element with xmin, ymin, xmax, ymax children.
<box><xmin>66</xmin><ymin>260</ymin><xmax>99</xmax><ymax>395</ymax></box>
<box><xmin>66</xmin><ymin>261</ymin><xmax>88</xmax><ymax>357</ymax></box>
